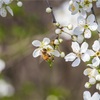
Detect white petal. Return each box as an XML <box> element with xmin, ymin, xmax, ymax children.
<box><xmin>0</xmin><ymin>7</ymin><xmax>7</xmax><ymax>17</ymax></box>
<box><xmin>83</xmin><ymin>68</ymin><xmax>92</xmax><ymax>76</ymax></box>
<box><xmin>92</xmin><ymin>40</ymin><xmax>100</xmax><ymax>51</ymax></box>
<box><xmin>43</xmin><ymin>38</ymin><xmax>50</xmax><ymax>45</ymax></box>
<box><xmin>51</xmin><ymin>50</ymin><xmax>60</xmax><ymax>57</ymax></box>
<box><xmin>72</xmin><ymin>58</ymin><xmax>80</xmax><ymax>67</ymax></box>
<box><xmin>89</xmin><ymin>23</ymin><xmax>98</xmax><ymax>31</ymax></box>
<box><xmin>97</xmin><ymin>24</ymin><xmax>100</xmax><ymax>32</ymax></box>
<box><xmin>83</xmin><ymin>91</ymin><xmax>91</xmax><ymax>100</ymax></box>
<box><xmin>6</xmin><ymin>6</ymin><xmax>13</xmax><ymax>16</ymax></box>
<box><xmin>64</xmin><ymin>53</ymin><xmax>76</xmax><ymax>61</ymax></box>
<box><xmin>80</xmin><ymin>9</ymin><xmax>87</xmax><ymax>18</ymax></box>
<box><xmin>77</xmin><ymin>35</ymin><xmax>84</xmax><ymax>43</ymax></box>
<box><xmin>91</xmin><ymin>92</ymin><xmax>100</xmax><ymax>100</ymax></box>
<box><xmin>87</xmin><ymin>49</ymin><xmax>95</xmax><ymax>56</ymax></box>
<box><xmin>81</xmin><ymin>53</ymin><xmax>90</xmax><ymax>62</ymax></box>
<box><xmin>80</xmin><ymin>42</ymin><xmax>88</xmax><ymax>53</ymax></box>
<box><xmin>73</xmin><ymin>26</ymin><xmax>84</xmax><ymax>35</ymax></box>
<box><xmin>0</xmin><ymin>59</ymin><xmax>5</xmax><ymax>73</ymax></box>
<box><xmin>84</xmin><ymin>29</ymin><xmax>91</xmax><ymax>39</ymax></box>
<box><xmin>87</xmin><ymin>14</ymin><xmax>95</xmax><ymax>24</ymax></box>
<box><xmin>71</xmin><ymin>42</ymin><xmax>80</xmax><ymax>53</ymax></box>
<box><xmin>32</xmin><ymin>40</ymin><xmax>41</xmax><ymax>47</ymax></box>
<box><xmin>32</xmin><ymin>49</ymin><xmax>41</xmax><ymax>58</ymax></box>
<box><xmin>96</xmin><ymin>1</ymin><xmax>100</xmax><ymax>8</ymax></box>
<box><xmin>77</xmin><ymin>15</ymin><xmax>85</xmax><ymax>26</ymax></box>
<box><xmin>92</xmin><ymin>57</ymin><xmax>100</xmax><ymax>67</ymax></box>
<box><xmin>4</xmin><ymin>0</ymin><xmax>11</xmax><ymax>4</ymax></box>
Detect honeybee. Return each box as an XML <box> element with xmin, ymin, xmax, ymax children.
<box><xmin>40</xmin><ymin>48</ymin><xmax>54</xmax><ymax>62</ymax></box>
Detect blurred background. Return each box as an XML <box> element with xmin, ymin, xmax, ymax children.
<box><xmin>0</xmin><ymin>0</ymin><xmax>100</xmax><ymax>100</ymax></box>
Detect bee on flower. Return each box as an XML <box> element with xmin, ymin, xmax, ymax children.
<box><xmin>32</xmin><ymin>37</ymin><xmax>60</xmax><ymax>66</ymax></box>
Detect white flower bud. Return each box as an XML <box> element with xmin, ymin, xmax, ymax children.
<box><xmin>17</xmin><ymin>1</ymin><xmax>23</xmax><ymax>7</ymax></box>
<box><xmin>54</xmin><ymin>39</ymin><xmax>59</xmax><ymax>45</ymax></box>
<box><xmin>59</xmin><ymin>39</ymin><xmax>63</xmax><ymax>43</ymax></box>
<box><xmin>84</xmin><ymin>82</ymin><xmax>91</xmax><ymax>88</ymax></box>
<box><xmin>96</xmin><ymin>75</ymin><xmax>100</xmax><ymax>81</ymax></box>
<box><xmin>67</xmin><ymin>24</ymin><xmax>73</xmax><ymax>30</ymax></box>
<box><xmin>72</xmin><ymin>35</ymin><xmax>77</xmax><ymax>42</ymax></box>
<box><xmin>89</xmin><ymin>77</ymin><xmax>96</xmax><ymax>85</ymax></box>
<box><xmin>55</xmin><ymin>28</ymin><xmax>61</xmax><ymax>34</ymax></box>
<box><xmin>55</xmin><ymin>22</ymin><xmax>60</xmax><ymax>27</ymax></box>
<box><xmin>96</xmin><ymin>83</ymin><xmax>100</xmax><ymax>90</ymax></box>
<box><xmin>46</xmin><ymin>7</ymin><xmax>52</xmax><ymax>13</ymax></box>
<box><xmin>60</xmin><ymin>52</ymin><xmax>65</xmax><ymax>58</ymax></box>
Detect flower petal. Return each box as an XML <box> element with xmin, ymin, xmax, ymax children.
<box><xmin>87</xmin><ymin>14</ymin><xmax>95</xmax><ymax>24</ymax></box>
<box><xmin>89</xmin><ymin>23</ymin><xmax>98</xmax><ymax>31</ymax></box>
<box><xmin>80</xmin><ymin>42</ymin><xmax>88</xmax><ymax>53</ymax></box>
<box><xmin>51</xmin><ymin>50</ymin><xmax>60</xmax><ymax>57</ymax></box>
<box><xmin>71</xmin><ymin>42</ymin><xmax>80</xmax><ymax>53</ymax></box>
<box><xmin>81</xmin><ymin>53</ymin><xmax>90</xmax><ymax>62</ymax></box>
<box><xmin>91</xmin><ymin>92</ymin><xmax>100</xmax><ymax>100</ymax></box>
<box><xmin>77</xmin><ymin>35</ymin><xmax>84</xmax><ymax>43</ymax></box>
<box><xmin>6</xmin><ymin>6</ymin><xmax>13</xmax><ymax>16</ymax></box>
<box><xmin>92</xmin><ymin>57</ymin><xmax>100</xmax><ymax>67</ymax></box>
<box><xmin>87</xmin><ymin>50</ymin><xmax>95</xmax><ymax>56</ymax></box>
<box><xmin>73</xmin><ymin>26</ymin><xmax>84</xmax><ymax>35</ymax></box>
<box><xmin>77</xmin><ymin>15</ymin><xmax>85</xmax><ymax>26</ymax></box>
<box><xmin>92</xmin><ymin>40</ymin><xmax>100</xmax><ymax>51</ymax></box>
<box><xmin>0</xmin><ymin>7</ymin><xmax>7</xmax><ymax>17</ymax></box>
<box><xmin>33</xmin><ymin>49</ymin><xmax>41</xmax><ymax>58</ymax></box>
<box><xmin>65</xmin><ymin>53</ymin><xmax>76</xmax><ymax>61</ymax></box>
<box><xmin>83</xmin><ymin>91</ymin><xmax>91</xmax><ymax>100</ymax></box>
<box><xmin>84</xmin><ymin>29</ymin><xmax>91</xmax><ymax>39</ymax></box>
<box><xmin>32</xmin><ymin>40</ymin><xmax>41</xmax><ymax>47</ymax></box>
<box><xmin>43</xmin><ymin>38</ymin><xmax>50</xmax><ymax>45</ymax></box>
<box><xmin>83</xmin><ymin>68</ymin><xmax>92</xmax><ymax>76</ymax></box>
<box><xmin>72</xmin><ymin>58</ymin><xmax>80</xmax><ymax>67</ymax></box>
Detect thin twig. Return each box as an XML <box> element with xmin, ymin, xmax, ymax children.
<box><xmin>45</xmin><ymin>0</ymin><xmax>57</xmax><ymax>23</ymax></box>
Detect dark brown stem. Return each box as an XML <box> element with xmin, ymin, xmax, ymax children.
<box><xmin>45</xmin><ymin>0</ymin><xmax>57</xmax><ymax>23</ymax></box>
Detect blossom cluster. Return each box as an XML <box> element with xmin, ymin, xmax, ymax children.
<box><xmin>32</xmin><ymin>0</ymin><xmax>100</xmax><ymax>99</ymax></box>
<box><xmin>0</xmin><ymin>0</ymin><xmax>22</xmax><ymax>17</ymax></box>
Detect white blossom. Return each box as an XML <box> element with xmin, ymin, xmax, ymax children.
<box><xmin>73</xmin><ymin>14</ymin><xmax>98</xmax><ymax>38</ymax></box>
<box><xmin>87</xmin><ymin>40</ymin><xmax>100</xmax><ymax>67</ymax></box>
<box><xmin>32</xmin><ymin>38</ymin><xmax>60</xmax><ymax>58</ymax></box>
<box><xmin>65</xmin><ymin>42</ymin><xmax>90</xmax><ymax>67</ymax></box>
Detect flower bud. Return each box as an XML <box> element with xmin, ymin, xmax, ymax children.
<box><xmin>46</xmin><ymin>7</ymin><xmax>52</xmax><ymax>13</ymax></box>
<box><xmin>96</xmin><ymin>75</ymin><xmax>100</xmax><ymax>81</ymax></box>
<box><xmin>60</xmin><ymin>52</ymin><xmax>65</xmax><ymax>58</ymax></box>
<box><xmin>17</xmin><ymin>1</ymin><xmax>23</xmax><ymax>7</ymax></box>
<box><xmin>96</xmin><ymin>83</ymin><xmax>100</xmax><ymax>90</ymax></box>
<box><xmin>54</xmin><ymin>39</ymin><xmax>59</xmax><ymax>45</ymax></box>
<box><xmin>59</xmin><ymin>39</ymin><xmax>63</xmax><ymax>43</ymax></box>
<box><xmin>89</xmin><ymin>77</ymin><xmax>96</xmax><ymax>85</ymax></box>
<box><xmin>55</xmin><ymin>28</ymin><xmax>61</xmax><ymax>34</ymax></box>
<box><xmin>84</xmin><ymin>82</ymin><xmax>91</xmax><ymax>88</ymax></box>
<box><xmin>67</xmin><ymin>24</ymin><xmax>73</xmax><ymax>30</ymax></box>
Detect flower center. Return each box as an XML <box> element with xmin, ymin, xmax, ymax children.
<box><xmin>77</xmin><ymin>53</ymin><xmax>81</xmax><ymax>57</ymax></box>
<box><xmin>95</xmin><ymin>51</ymin><xmax>100</xmax><ymax>57</ymax></box>
<box><xmin>71</xmin><ymin>5</ymin><xmax>76</xmax><ymax>11</ymax></box>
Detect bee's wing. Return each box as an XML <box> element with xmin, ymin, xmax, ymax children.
<box><xmin>39</xmin><ymin>56</ymin><xmax>44</xmax><ymax>64</ymax></box>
